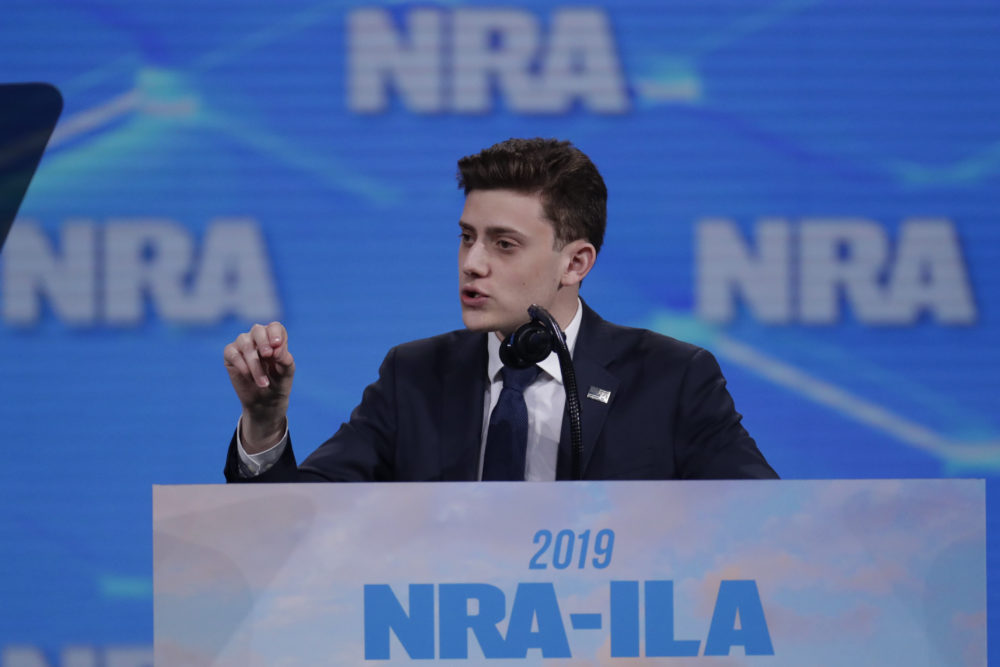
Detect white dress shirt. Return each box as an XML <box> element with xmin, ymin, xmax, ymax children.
<box><xmin>239</xmin><ymin>300</ymin><xmax>582</xmax><ymax>480</ymax></box>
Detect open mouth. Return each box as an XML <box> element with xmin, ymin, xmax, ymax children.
<box><xmin>462</xmin><ymin>288</ymin><xmax>488</xmax><ymax>304</ymax></box>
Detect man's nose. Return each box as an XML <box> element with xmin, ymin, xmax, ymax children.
<box><xmin>461</xmin><ymin>242</ymin><xmax>489</xmax><ymax>276</ymax></box>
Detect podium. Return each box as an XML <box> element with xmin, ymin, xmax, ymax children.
<box><xmin>153</xmin><ymin>480</ymin><xmax>985</xmax><ymax>665</ymax></box>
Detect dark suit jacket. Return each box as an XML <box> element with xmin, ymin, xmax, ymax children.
<box><xmin>225</xmin><ymin>303</ymin><xmax>777</xmax><ymax>482</ymax></box>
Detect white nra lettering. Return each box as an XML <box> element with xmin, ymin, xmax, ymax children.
<box><xmin>1</xmin><ymin>218</ymin><xmax>280</xmax><ymax>327</ymax></box>
<box><xmin>347</xmin><ymin>7</ymin><xmax>629</xmax><ymax>114</ymax></box>
<box><xmin>696</xmin><ymin>218</ymin><xmax>976</xmax><ymax>325</ymax></box>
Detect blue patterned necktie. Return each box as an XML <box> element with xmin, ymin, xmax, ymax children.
<box><xmin>482</xmin><ymin>365</ymin><xmax>540</xmax><ymax>481</ymax></box>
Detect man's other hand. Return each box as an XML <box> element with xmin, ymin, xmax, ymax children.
<box><xmin>223</xmin><ymin>321</ymin><xmax>295</xmax><ymax>453</ymax></box>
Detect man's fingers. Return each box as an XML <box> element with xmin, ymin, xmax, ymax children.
<box><xmin>223</xmin><ymin>323</ymin><xmax>293</xmax><ymax>394</ymax></box>
<box><xmin>271</xmin><ymin>344</ymin><xmax>294</xmax><ymax>369</ymax></box>
<box><xmin>223</xmin><ymin>344</ymin><xmax>250</xmax><ymax>377</ymax></box>
<box><xmin>250</xmin><ymin>323</ymin><xmax>273</xmax><ymax>358</ymax></box>
<box><xmin>264</xmin><ymin>322</ymin><xmax>293</xmax><ymax>369</ymax></box>
<box><xmin>265</xmin><ymin>321</ymin><xmax>285</xmax><ymax>348</ymax></box>
<box><xmin>236</xmin><ymin>332</ymin><xmax>270</xmax><ymax>388</ymax></box>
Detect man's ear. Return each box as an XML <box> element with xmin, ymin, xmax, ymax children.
<box><xmin>560</xmin><ymin>240</ymin><xmax>597</xmax><ymax>287</ymax></box>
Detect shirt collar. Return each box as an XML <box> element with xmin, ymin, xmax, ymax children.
<box><xmin>487</xmin><ymin>299</ymin><xmax>583</xmax><ymax>385</ymax></box>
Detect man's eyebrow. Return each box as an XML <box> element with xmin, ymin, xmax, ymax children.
<box><xmin>458</xmin><ymin>221</ymin><xmax>527</xmax><ymax>238</ymax></box>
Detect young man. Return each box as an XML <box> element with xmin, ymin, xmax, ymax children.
<box><xmin>223</xmin><ymin>138</ymin><xmax>777</xmax><ymax>482</ymax></box>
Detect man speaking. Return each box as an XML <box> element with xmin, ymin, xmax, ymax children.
<box><xmin>223</xmin><ymin>138</ymin><xmax>777</xmax><ymax>482</ymax></box>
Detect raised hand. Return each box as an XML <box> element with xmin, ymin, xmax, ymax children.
<box><xmin>223</xmin><ymin>321</ymin><xmax>295</xmax><ymax>453</ymax></box>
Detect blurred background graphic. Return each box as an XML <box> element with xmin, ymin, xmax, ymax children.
<box><xmin>0</xmin><ymin>0</ymin><xmax>996</xmax><ymax>662</ymax></box>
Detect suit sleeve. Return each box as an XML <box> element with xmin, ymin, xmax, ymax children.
<box><xmin>223</xmin><ymin>347</ymin><xmax>401</xmax><ymax>482</ymax></box>
<box><xmin>672</xmin><ymin>348</ymin><xmax>778</xmax><ymax>479</ymax></box>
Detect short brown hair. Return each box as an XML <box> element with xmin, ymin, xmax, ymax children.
<box><xmin>457</xmin><ymin>138</ymin><xmax>606</xmax><ymax>253</ymax></box>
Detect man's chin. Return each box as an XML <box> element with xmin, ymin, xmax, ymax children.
<box><xmin>462</xmin><ymin>313</ymin><xmax>497</xmax><ymax>331</ymax></box>
<box><xmin>461</xmin><ymin>310</ymin><xmax>513</xmax><ymax>335</ymax></box>
<box><xmin>460</xmin><ymin>310</ymin><xmax>493</xmax><ymax>332</ymax></box>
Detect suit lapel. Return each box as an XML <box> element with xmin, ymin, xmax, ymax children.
<box><xmin>557</xmin><ymin>303</ymin><xmax>620</xmax><ymax>480</ymax></box>
<box><xmin>440</xmin><ymin>332</ymin><xmax>488</xmax><ymax>480</ymax></box>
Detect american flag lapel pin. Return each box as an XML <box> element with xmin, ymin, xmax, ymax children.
<box><xmin>586</xmin><ymin>386</ymin><xmax>611</xmax><ymax>404</ymax></box>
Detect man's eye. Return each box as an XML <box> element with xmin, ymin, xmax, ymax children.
<box><xmin>459</xmin><ymin>232</ymin><xmax>473</xmax><ymax>244</ymax></box>
<box><xmin>497</xmin><ymin>239</ymin><xmax>515</xmax><ymax>250</ymax></box>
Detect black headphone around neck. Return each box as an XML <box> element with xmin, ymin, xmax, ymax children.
<box><xmin>499</xmin><ymin>305</ymin><xmax>566</xmax><ymax>368</ymax></box>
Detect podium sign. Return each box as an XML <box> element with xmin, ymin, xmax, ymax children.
<box><xmin>153</xmin><ymin>480</ymin><xmax>985</xmax><ymax>665</ymax></box>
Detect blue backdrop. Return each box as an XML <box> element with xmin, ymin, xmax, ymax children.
<box><xmin>0</xmin><ymin>1</ymin><xmax>996</xmax><ymax>663</ymax></box>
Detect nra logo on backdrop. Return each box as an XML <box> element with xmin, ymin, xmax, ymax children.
<box><xmin>696</xmin><ymin>218</ymin><xmax>977</xmax><ymax>326</ymax></box>
<box><xmin>346</xmin><ymin>7</ymin><xmax>630</xmax><ymax>114</ymax></box>
<box><xmin>0</xmin><ymin>219</ymin><xmax>280</xmax><ymax>327</ymax></box>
